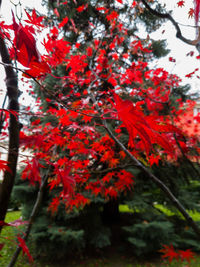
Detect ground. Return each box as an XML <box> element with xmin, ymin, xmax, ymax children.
<box><xmin>1</xmin><ymin>210</ymin><xmax>200</xmax><ymax>267</ymax></box>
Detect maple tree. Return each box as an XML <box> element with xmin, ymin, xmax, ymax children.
<box><xmin>0</xmin><ymin>0</ymin><xmax>200</xmax><ymax>265</ymax></box>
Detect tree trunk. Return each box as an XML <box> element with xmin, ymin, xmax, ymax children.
<box><xmin>0</xmin><ymin>36</ymin><xmax>19</xmax><ymax>232</ymax></box>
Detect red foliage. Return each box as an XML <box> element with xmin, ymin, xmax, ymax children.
<box><xmin>58</xmin><ymin>16</ymin><xmax>69</xmax><ymax>28</ymax></box>
<box><xmin>177</xmin><ymin>1</ymin><xmax>185</xmax><ymax>7</ymax></box>
<box><xmin>21</xmin><ymin>158</ymin><xmax>43</xmax><ymax>185</ymax></box>
<box><xmin>160</xmin><ymin>244</ymin><xmax>195</xmax><ymax>263</ymax></box>
<box><xmin>0</xmin><ymin>220</ymin><xmax>11</xmax><ymax>227</ymax></box>
<box><xmin>53</xmin><ymin>161</ymin><xmax>76</xmax><ymax>197</ymax></box>
<box><xmin>114</xmin><ymin>93</ymin><xmax>176</xmax><ymax>156</ymax></box>
<box><xmin>17</xmin><ymin>236</ymin><xmax>33</xmax><ymax>263</ymax></box>
<box><xmin>24</xmin><ymin>9</ymin><xmax>44</xmax><ymax>28</ymax></box>
<box><xmin>0</xmin><ymin>160</ymin><xmax>11</xmax><ymax>174</ymax></box>
<box><xmin>76</xmin><ymin>4</ymin><xmax>88</xmax><ymax>12</ymax></box>
<box><xmin>179</xmin><ymin>249</ymin><xmax>195</xmax><ymax>262</ymax></box>
<box><xmin>0</xmin><ymin>2</ymin><xmax>199</xmax><ymax>264</ymax></box>
<box><xmin>0</xmin><ymin>0</ymin><xmax>198</xmax><ymax>216</ymax></box>
<box><xmin>12</xmin><ymin>12</ymin><xmax>40</xmax><ymax>67</ymax></box>
<box><xmin>160</xmin><ymin>244</ymin><xmax>179</xmax><ymax>263</ymax></box>
<box><xmin>194</xmin><ymin>0</ymin><xmax>200</xmax><ymax>24</ymax></box>
<box><xmin>188</xmin><ymin>8</ymin><xmax>195</xmax><ymax>18</ymax></box>
<box><xmin>114</xmin><ymin>93</ymin><xmax>153</xmax><ymax>153</ymax></box>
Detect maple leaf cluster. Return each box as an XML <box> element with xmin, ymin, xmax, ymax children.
<box><xmin>0</xmin><ymin>220</ymin><xmax>31</xmax><ymax>261</ymax></box>
<box><xmin>177</xmin><ymin>0</ymin><xmax>200</xmax><ymax>21</ymax></box>
<box><xmin>10</xmin><ymin>11</ymin><xmax>50</xmax><ymax>77</ymax></box>
<box><xmin>0</xmin><ymin>0</ymin><xmax>199</xmax><ymax>215</ymax></box>
<box><xmin>0</xmin><ymin>2</ymin><xmax>200</xmax><ymax>265</ymax></box>
<box><xmin>160</xmin><ymin>244</ymin><xmax>195</xmax><ymax>263</ymax></box>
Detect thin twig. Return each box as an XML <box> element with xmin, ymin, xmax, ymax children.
<box><xmin>140</xmin><ymin>0</ymin><xmax>200</xmax><ymax>51</ymax></box>
<box><xmin>7</xmin><ymin>169</ymin><xmax>50</xmax><ymax>267</ymax></box>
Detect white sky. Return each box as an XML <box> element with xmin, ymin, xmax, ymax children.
<box><xmin>151</xmin><ymin>0</ymin><xmax>200</xmax><ymax>93</ymax></box>
<box><xmin>0</xmin><ymin>0</ymin><xmax>47</xmax><ymax>109</ymax></box>
<box><xmin>0</xmin><ymin>0</ymin><xmax>199</xmax><ymax>110</ymax></box>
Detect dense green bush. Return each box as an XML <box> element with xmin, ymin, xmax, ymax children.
<box><xmin>123</xmin><ymin>217</ymin><xmax>175</xmax><ymax>256</ymax></box>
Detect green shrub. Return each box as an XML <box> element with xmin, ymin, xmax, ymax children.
<box><xmin>123</xmin><ymin>217</ymin><xmax>176</xmax><ymax>256</ymax></box>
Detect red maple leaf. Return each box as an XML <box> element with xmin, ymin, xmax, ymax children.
<box><xmin>66</xmin><ymin>194</ymin><xmax>89</xmax><ymax>210</ymax></box>
<box><xmin>0</xmin><ymin>220</ymin><xmax>11</xmax><ymax>227</ymax></box>
<box><xmin>194</xmin><ymin>0</ymin><xmax>200</xmax><ymax>24</ymax></box>
<box><xmin>115</xmin><ymin>170</ymin><xmax>134</xmax><ymax>191</ymax></box>
<box><xmin>178</xmin><ymin>249</ymin><xmax>195</xmax><ymax>262</ymax></box>
<box><xmin>22</xmin><ymin>59</ymin><xmax>51</xmax><ymax>78</ymax></box>
<box><xmin>105</xmin><ymin>186</ymin><xmax>118</xmax><ymax>198</ymax></box>
<box><xmin>148</xmin><ymin>154</ymin><xmax>161</xmax><ymax>166</ymax></box>
<box><xmin>177</xmin><ymin>1</ymin><xmax>185</xmax><ymax>7</ymax></box>
<box><xmin>114</xmin><ymin>94</ymin><xmax>176</xmax><ymax>156</ymax></box>
<box><xmin>114</xmin><ymin>94</ymin><xmax>178</xmax><ymax>155</ymax></box>
<box><xmin>0</xmin><ymin>160</ymin><xmax>12</xmax><ymax>173</ymax></box>
<box><xmin>12</xmin><ymin>12</ymin><xmax>40</xmax><ymax>67</ymax></box>
<box><xmin>53</xmin><ymin>159</ymin><xmax>76</xmax><ymax>196</ymax></box>
<box><xmin>114</xmin><ymin>93</ymin><xmax>153</xmax><ymax>153</ymax></box>
<box><xmin>21</xmin><ymin>157</ymin><xmax>43</xmax><ymax>185</ymax></box>
<box><xmin>58</xmin><ymin>16</ymin><xmax>69</xmax><ymax>28</ymax></box>
<box><xmin>106</xmin><ymin>10</ymin><xmax>119</xmax><ymax>21</ymax></box>
<box><xmin>48</xmin><ymin>196</ymin><xmax>61</xmax><ymax>214</ymax></box>
<box><xmin>132</xmin><ymin>1</ymin><xmax>137</xmax><ymax>8</ymax></box>
<box><xmin>160</xmin><ymin>244</ymin><xmax>179</xmax><ymax>263</ymax></box>
<box><xmin>188</xmin><ymin>8</ymin><xmax>194</xmax><ymax>18</ymax></box>
<box><xmin>76</xmin><ymin>4</ymin><xmax>88</xmax><ymax>12</ymax></box>
<box><xmin>17</xmin><ymin>235</ymin><xmax>33</xmax><ymax>263</ymax></box>
<box><xmin>57</xmin><ymin>168</ymin><xmax>76</xmax><ymax>196</ymax></box>
<box><xmin>24</xmin><ymin>9</ymin><xmax>44</xmax><ymax>28</ymax></box>
<box><xmin>54</xmin><ymin>8</ymin><xmax>60</xmax><ymax>17</ymax></box>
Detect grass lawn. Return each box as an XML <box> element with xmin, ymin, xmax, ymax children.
<box><xmin>1</xmin><ymin>209</ymin><xmax>200</xmax><ymax>267</ymax></box>
<box><xmin>0</xmin><ymin>211</ymin><xmax>25</xmax><ymax>266</ymax></box>
<box><xmin>119</xmin><ymin>204</ymin><xmax>200</xmax><ymax>221</ymax></box>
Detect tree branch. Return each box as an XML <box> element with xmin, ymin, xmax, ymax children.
<box><xmin>140</xmin><ymin>0</ymin><xmax>200</xmax><ymax>52</ymax></box>
<box><xmin>103</xmin><ymin>122</ymin><xmax>200</xmax><ymax>237</ymax></box>
<box><xmin>88</xmin><ymin>88</ymin><xmax>200</xmax><ymax>238</ymax></box>
<box><xmin>7</xmin><ymin>173</ymin><xmax>49</xmax><ymax>267</ymax></box>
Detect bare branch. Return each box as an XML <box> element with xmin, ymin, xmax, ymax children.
<box><xmin>140</xmin><ymin>0</ymin><xmax>200</xmax><ymax>52</ymax></box>
<box><xmin>8</xmin><ymin>171</ymin><xmax>49</xmax><ymax>267</ymax></box>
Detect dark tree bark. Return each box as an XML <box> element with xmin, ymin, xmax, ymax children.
<box><xmin>0</xmin><ymin>35</ymin><xmax>20</xmax><ymax>232</ymax></box>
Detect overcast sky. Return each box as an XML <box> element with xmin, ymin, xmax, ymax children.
<box><xmin>0</xmin><ymin>0</ymin><xmax>199</xmax><ymax>109</ymax></box>
<box><xmin>0</xmin><ymin>0</ymin><xmax>47</xmax><ymax>108</ymax></box>
<box><xmin>152</xmin><ymin>0</ymin><xmax>200</xmax><ymax>92</ymax></box>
